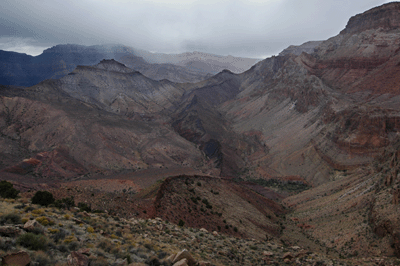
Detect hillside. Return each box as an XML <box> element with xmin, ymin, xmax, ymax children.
<box><xmin>0</xmin><ymin>195</ymin><xmax>359</xmax><ymax>266</ymax></box>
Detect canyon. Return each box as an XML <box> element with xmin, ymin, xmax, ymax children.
<box><xmin>1</xmin><ymin>2</ymin><xmax>400</xmax><ymax>263</ymax></box>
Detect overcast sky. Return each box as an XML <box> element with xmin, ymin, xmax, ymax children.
<box><xmin>0</xmin><ymin>0</ymin><xmax>394</xmax><ymax>59</ymax></box>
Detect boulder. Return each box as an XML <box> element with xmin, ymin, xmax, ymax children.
<box><xmin>282</xmin><ymin>252</ymin><xmax>293</xmax><ymax>260</ymax></box>
<box><xmin>67</xmin><ymin>251</ymin><xmax>89</xmax><ymax>266</ymax></box>
<box><xmin>165</xmin><ymin>254</ymin><xmax>176</xmax><ymax>263</ymax></box>
<box><xmin>197</xmin><ymin>261</ymin><xmax>211</xmax><ymax>266</ymax></box>
<box><xmin>199</xmin><ymin>228</ymin><xmax>208</xmax><ymax>233</ymax></box>
<box><xmin>172</xmin><ymin>250</ymin><xmax>196</xmax><ymax>266</ymax></box>
<box><xmin>263</xmin><ymin>251</ymin><xmax>274</xmax><ymax>256</ymax></box>
<box><xmin>77</xmin><ymin>248</ymin><xmax>91</xmax><ymax>256</ymax></box>
<box><xmin>173</xmin><ymin>258</ymin><xmax>188</xmax><ymax>266</ymax></box>
<box><xmin>114</xmin><ymin>258</ymin><xmax>128</xmax><ymax>265</ymax></box>
<box><xmin>23</xmin><ymin>220</ymin><xmax>43</xmax><ymax>232</ymax></box>
<box><xmin>2</xmin><ymin>251</ymin><xmax>30</xmax><ymax>266</ymax></box>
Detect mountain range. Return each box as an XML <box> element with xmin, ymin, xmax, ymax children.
<box><xmin>0</xmin><ymin>44</ymin><xmax>260</xmax><ymax>86</ymax></box>
<box><xmin>1</xmin><ymin>2</ymin><xmax>400</xmax><ymax>262</ymax></box>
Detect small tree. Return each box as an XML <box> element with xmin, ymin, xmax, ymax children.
<box><xmin>78</xmin><ymin>202</ymin><xmax>91</xmax><ymax>212</ymax></box>
<box><xmin>32</xmin><ymin>191</ymin><xmax>55</xmax><ymax>206</ymax></box>
<box><xmin>178</xmin><ymin>219</ymin><xmax>185</xmax><ymax>227</ymax></box>
<box><xmin>0</xmin><ymin>180</ymin><xmax>19</xmax><ymax>199</ymax></box>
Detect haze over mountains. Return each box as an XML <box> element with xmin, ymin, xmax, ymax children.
<box><xmin>1</xmin><ymin>2</ymin><xmax>400</xmax><ymax>264</ymax></box>
<box><xmin>0</xmin><ymin>44</ymin><xmax>260</xmax><ymax>86</ymax></box>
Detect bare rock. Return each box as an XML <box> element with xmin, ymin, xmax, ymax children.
<box><xmin>165</xmin><ymin>254</ymin><xmax>176</xmax><ymax>263</ymax></box>
<box><xmin>115</xmin><ymin>258</ymin><xmax>128</xmax><ymax>265</ymax></box>
<box><xmin>263</xmin><ymin>251</ymin><xmax>274</xmax><ymax>256</ymax></box>
<box><xmin>172</xmin><ymin>250</ymin><xmax>196</xmax><ymax>266</ymax></box>
<box><xmin>173</xmin><ymin>258</ymin><xmax>188</xmax><ymax>266</ymax></box>
<box><xmin>67</xmin><ymin>251</ymin><xmax>89</xmax><ymax>266</ymax></box>
<box><xmin>197</xmin><ymin>261</ymin><xmax>211</xmax><ymax>266</ymax></box>
<box><xmin>2</xmin><ymin>251</ymin><xmax>30</xmax><ymax>266</ymax></box>
<box><xmin>199</xmin><ymin>228</ymin><xmax>208</xmax><ymax>233</ymax></box>
<box><xmin>77</xmin><ymin>248</ymin><xmax>91</xmax><ymax>256</ymax></box>
<box><xmin>23</xmin><ymin>219</ymin><xmax>43</xmax><ymax>232</ymax></box>
<box><xmin>282</xmin><ymin>252</ymin><xmax>293</xmax><ymax>260</ymax></box>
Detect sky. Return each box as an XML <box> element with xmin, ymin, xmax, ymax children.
<box><xmin>0</xmin><ymin>0</ymin><xmax>394</xmax><ymax>59</ymax></box>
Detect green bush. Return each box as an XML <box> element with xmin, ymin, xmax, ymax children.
<box><xmin>17</xmin><ymin>233</ymin><xmax>48</xmax><ymax>250</ymax></box>
<box><xmin>32</xmin><ymin>191</ymin><xmax>55</xmax><ymax>206</ymax></box>
<box><xmin>0</xmin><ymin>180</ymin><xmax>19</xmax><ymax>199</ymax></box>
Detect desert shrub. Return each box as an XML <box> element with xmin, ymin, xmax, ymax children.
<box><xmin>78</xmin><ymin>202</ymin><xmax>91</xmax><ymax>212</ymax></box>
<box><xmin>17</xmin><ymin>233</ymin><xmax>48</xmax><ymax>250</ymax></box>
<box><xmin>52</xmin><ymin>229</ymin><xmax>68</xmax><ymax>243</ymax></box>
<box><xmin>87</xmin><ymin>226</ymin><xmax>95</xmax><ymax>233</ymax></box>
<box><xmin>0</xmin><ymin>238</ymin><xmax>16</xmax><ymax>251</ymax></box>
<box><xmin>32</xmin><ymin>250</ymin><xmax>52</xmax><ymax>266</ymax></box>
<box><xmin>57</xmin><ymin>244</ymin><xmax>69</xmax><ymax>253</ymax></box>
<box><xmin>90</xmin><ymin>257</ymin><xmax>109</xmax><ymax>266</ymax></box>
<box><xmin>68</xmin><ymin>241</ymin><xmax>79</xmax><ymax>251</ymax></box>
<box><xmin>54</xmin><ymin>196</ymin><xmax>75</xmax><ymax>209</ymax></box>
<box><xmin>14</xmin><ymin>203</ymin><xmax>26</xmax><ymax>209</ymax></box>
<box><xmin>31</xmin><ymin>226</ymin><xmax>45</xmax><ymax>235</ymax></box>
<box><xmin>97</xmin><ymin>240</ymin><xmax>113</xmax><ymax>252</ymax></box>
<box><xmin>178</xmin><ymin>219</ymin><xmax>185</xmax><ymax>227</ymax></box>
<box><xmin>31</xmin><ymin>191</ymin><xmax>55</xmax><ymax>206</ymax></box>
<box><xmin>0</xmin><ymin>180</ymin><xmax>19</xmax><ymax>199</ymax></box>
<box><xmin>0</xmin><ymin>213</ymin><xmax>21</xmax><ymax>225</ymax></box>
<box><xmin>36</xmin><ymin>216</ymin><xmax>50</xmax><ymax>226</ymax></box>
<box><xmin>234</xmin><ymin>227</ymin><xmax>238</xmax><ymax>232</ymax></box>
<box><xmin>146</xmin><ymin>256</ymin><xmax>162</xmax><ymax>266</ymax></box>
<box><xmin>48</xmin><ymin>228</ymin><xmax>59</xmax><ymax>234</ymax></box>
<box><xmin>25</xmin><ymin>206</ymin><xmax>35</xmax><ymax>212</ymax></box>
<box><xmin>63</xmin><ymin>235</ymin><xmax>77</xmax><ymax>244</ymax></box>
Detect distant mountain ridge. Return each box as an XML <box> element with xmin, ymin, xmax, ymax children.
<box><xmin>0</xmin><ymin>44</ymin><xmax>260</xmax><ymax>86</ymax></box>
<box><xmin>132</xmin><ymin>49</ymin><xmax>261</xmax><ymax>74</ymax></box>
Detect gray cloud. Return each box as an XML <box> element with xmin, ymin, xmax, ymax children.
<box><xmin>0</xmin><ymin>0</ymin><xmax>393</xmax><ymax>58</ymax></box>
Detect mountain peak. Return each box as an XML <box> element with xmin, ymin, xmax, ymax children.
<box><xmin>341</xmin><ymin>2</ymin><xmax>400</xmax><ymax>34</ymax></box>
<box><xmin>95</xmin><ymin>59</ymin><xmax>133</xmax><ymax>73</ymax></box>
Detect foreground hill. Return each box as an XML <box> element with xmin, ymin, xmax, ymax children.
<box><xmin>0</xmin><ymin>196</ymin><xmax>359</xmax><ymax>266</ymax></box>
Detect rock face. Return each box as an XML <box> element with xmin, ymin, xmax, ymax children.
<box><xmin>341</xmin><ymin>2</ymin><xmax>400</xmax><ymax>34</ymax></box>
<box><xmin>1</xmin><ymin>251</ymin><xmax>30</xmax><ymax>266</ymax></box>
<box><xmin>67</xmin><ymin>251</ymin><xmax>89</xmax><ymax>266</ymax></box>
<box><xmin>279</xmin><ymin>41</ymin><xmax>323</xmax><ymax>56</ymax></box>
